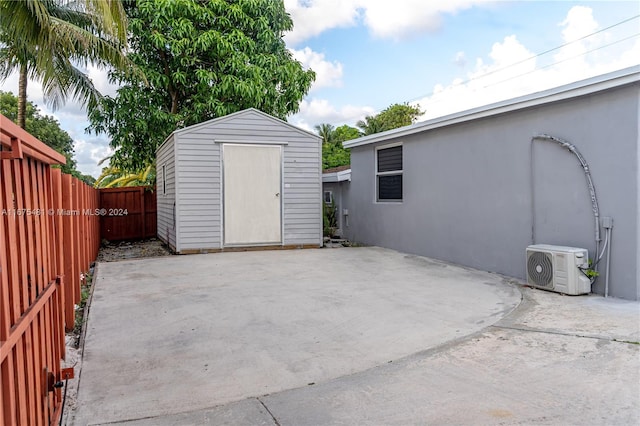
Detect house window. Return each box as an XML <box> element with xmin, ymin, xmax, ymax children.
<box><xmin>324</xmin><ymin>190</ymin><xmax>333</xmax><ymax>204</ymax></box>
<box><xmin>162</xmin><ymin>165</ymin><xmax>166</xmax><ymax>195</ymax></box>
<box><xmin>376</xmin><ymin>144</ymin><xmax>402</xmax><ymax>201</ymax></box>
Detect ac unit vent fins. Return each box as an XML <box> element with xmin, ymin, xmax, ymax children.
<box><xmin>527</xmin><ymin>251</ymin><xmax>553</xmax><ymax>288</ymax></box>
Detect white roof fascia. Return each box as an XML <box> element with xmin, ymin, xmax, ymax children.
<box><xmin>343</xmin><ymin>66</ymin><xmax>640</xmax><ymax>149</ymax></box>
<box><xmin>322</xmin><ymin>169</ymin><xmax>352</xmax><ymax>183</ymax></box>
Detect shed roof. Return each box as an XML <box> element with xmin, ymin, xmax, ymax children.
<box><xmin>343</xmin><ymin>66</ymin><xmax>640</xmax><ymax>149</ymax></box>
<box><xmin>158</xmin><ymin>108</ymin><xmax>320</xmax><ymax>152</ymax></box>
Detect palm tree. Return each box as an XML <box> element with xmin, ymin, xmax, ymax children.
<box><xmin>356</xmin><ymin>115</ymin><xmax>384</xmax><ymax>136</ymax></box>
<box><xmin>314</xmin><ymin>123</ymin><xmax>335</xmax><ymax>145</ymax></box>
<box><xmin>94</xmin><ymin>163</ymin><xmax>155</xmax><ymax>188</ymax></box>
<box><xmin>0</xmin><ymin>0</ymin><xmax>130</xmax><ymax>128</ymax></box>
<box><xmin>94</xmin><ymin>155</ymin><xmax>155</xmax><ymax>188</ymax></box>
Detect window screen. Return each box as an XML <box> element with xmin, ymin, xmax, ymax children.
<box><xmin>376</xmin><ymin>145</ymin><xmax>402</xmax><ymax>201</ymax></box>
<box><xmin>377</xmin><ymin>145</ymin><xmax>402</xmax><ymax>172</ymax></box>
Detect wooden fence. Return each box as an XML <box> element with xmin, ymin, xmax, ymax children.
<box><xmin>99</xmin><ymin>186</ymin><xmax>156</xmax><ymax>241</ymax></box>
<box><xmin>0</xmin><ymin>114</ymin><xmax>100</xmax><ymax>425</ymax></box>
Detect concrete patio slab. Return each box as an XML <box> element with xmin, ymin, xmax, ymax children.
<box><xmin>71</xmin><ymin>247</ymin><xmax>520</xmax><ymax>425</ymax></box>
<box><xmin>99</xmin><ymin>398</ymin><xmax>275</xmax><ymax>426</ymax></box>
<box><xmin>497</xmin><ymin>287</ymin><xmax>640</xmax><ymax>342</ymax></box>
<box><xmin>262</xmin><ymin>289</ymin><xmax>640</xmax><ymax>425</ymax></box>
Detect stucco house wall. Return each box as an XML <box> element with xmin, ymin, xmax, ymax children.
<box><xmin>343</xmin><ymin>67</ymin><xmax>640</xmax><ymax>300</ymax></box>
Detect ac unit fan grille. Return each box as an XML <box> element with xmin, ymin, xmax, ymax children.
<box><xmin>528</xmin><ymin>251</ymin><xmax>553</xmax><ymax>288</ymax></box>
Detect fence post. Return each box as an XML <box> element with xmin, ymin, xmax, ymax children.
<box><xmin>61</xmin><ymin>174</ymin><xmax>74</xmax><ymax>330</ymax></box>
<box><xmin>51</xmin><ymin>169</ymin><xmax>65</xmax><ymax>359</ymax></box>
<box><xmin>140</xmin><ymin>187</ymin><xmax>146</xmax><ymax>239</ymax></box>
<box><xmin>0</xmin><ymin>158</ymin><xmax>18</xmax><ymax>426</ymax></box>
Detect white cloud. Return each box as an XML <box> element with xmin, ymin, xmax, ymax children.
<box><xmin>285</xmin><ymin>0</ymin><xmax>494</xmax><ymax>44</ymax></box>
<box><xmin>288</xmin><ymin>98</ymin><xmax>375</xmax><ymax>131</ymax></box>
<box><xmin>73</xmin><ymin>137</ymin><xmax>113</xmax><ymax>177</ymax></box>
<box><xmin>290</xmin><ymin>47</ymin><xmax>343</xmax><ymax>91</ymax></box>
<box><xmin>284</xmin><ymin>0</ymin><xmax>361</xmax><ymax>45</ymax></box>
<box><xmin>560</xmin><ymin>6</ymin><xmax>599</xmax><ymax>43</ymax></box>
<box><xmin>88</xmin><ymin>64</ymin><xmax>119</xmax><ymax>97</ymax></box>
<box><xmin>360</xmin><ymin>0</ymin><xmax>492</xmax><ymax>40</ymax></box>
<box><xmin>553</xmin><ymin>6</ymin><xmax>602</xmax><ymax>74</ymax></box>
<box><xmin>1</xmin><ymin>71</ymin><xmax>49</xmax><ymax>111</ymax></box>
<box><xmin>453</xmin><ymin>51</ymin><xmax>466</xmax><ymax>67</ymax></box>
<box><xmin>413</xmin><ymin>6</ymin><xmax>640</xmax><ymax>121</ymax></box>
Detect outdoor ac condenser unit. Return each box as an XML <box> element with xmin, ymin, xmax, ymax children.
<box><xmin>526</xmin><ymin>244</ymin><xmax>591</xmax><ymax>295</ymax></box>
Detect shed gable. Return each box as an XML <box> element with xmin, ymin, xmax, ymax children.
<box><xmin>174</xmin><ymin>108</ymin><xmax>319</xmax><ymax>142</ymax></box>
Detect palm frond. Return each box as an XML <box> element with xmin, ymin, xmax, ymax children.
<box><xmin>104</xmin><ymin>173</ymin><xmax>139</xmax><ymax>188</ymax></box>
<box><xmin>0</xmin><ymin>0</ymin><xmax>134</xmax><ymax>114</ymax></box>
<box><xmin>40</xmin><ymin>53</ymin><xmax>102</xmax><ymax>111</ymax></box>
<box><xmin>97</xmin><ymin>155</ymin><xmax>112</xmax><ymax>166</ymax></box>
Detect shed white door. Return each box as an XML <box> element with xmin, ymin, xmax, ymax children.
<box><xmin>223</xmin><ymin>144</ymin><xmax>282</xmax><ymax>245</ymax></box>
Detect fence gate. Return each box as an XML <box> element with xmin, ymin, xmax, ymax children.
<box><xmin>99</xmin><ymin>187</ymin><xmax>156</xmax><ymax>241</ymax></box>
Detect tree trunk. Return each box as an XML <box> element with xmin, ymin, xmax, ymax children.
<box><xmin>17</xmin><ymin>64</ymin><xmax>28</xmax><ymax>128</ymax></box>
<box><xmin>170</xmin><ymin>90</ymin><xmax>178</xmax><ymax>114</ymax></box>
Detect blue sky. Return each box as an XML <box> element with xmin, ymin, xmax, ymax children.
<box><xmin>1</xmin><ymin>0</ymin><xmax>638</xmax><ymax>177</ymax></box>
<box><xmin>286</xmin><ymin>0</ymin><xmax>639</xmax><ymax>128</ymax></box>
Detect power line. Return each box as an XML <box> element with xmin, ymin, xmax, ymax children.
<box><xmin>415</xmin><ymin>31</ymin><xmax>639</xmax><ymax>112</ymax></box>
<box><xmin>406</xmin><ymin>13</ymin><xmax>640</xmax><ymax>104</ymax></box>
<box><xmin>481</xmin><ymin>32</ymin><xmax>640</xmax><ymax>90</ymax></box>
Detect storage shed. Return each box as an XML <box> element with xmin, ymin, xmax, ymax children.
<box><xmin>156</xmin><ymin>108</ymin><xmax>322</xmax><ymax>253</ymax></box>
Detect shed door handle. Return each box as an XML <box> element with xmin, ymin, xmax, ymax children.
<box><xmin>275</xmin><ymin>192</ymin><xmax>280</xmax><ymax>197</ymax></box>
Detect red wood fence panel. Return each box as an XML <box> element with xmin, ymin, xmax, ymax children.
<box><xmin>99</xmin><ymin>186</ymin><xmax>156</xmax><ymax>241</ymax></box>
<box><xmin>0</xmin><ymin>114</ymin><xmax>100</xmax><ymax>426</ymax></box>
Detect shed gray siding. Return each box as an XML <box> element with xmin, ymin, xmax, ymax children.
<box><xmin>344</xmin><ymin>79</ymin><xmax>639</xmax><ymax>300</ymax></box>
<box><xmin>157</xmin><ymin>109</ymin><xmax>321</xmax><ymax>252</ymax></box>
<box><xmin>282</xmin><ymin>131</ymin><xmax>323</xmax><ymax>245</ymax></box>
<box><xmin>156</xmin><ymin>135</ymin><xmax>176</xmax><ymax>250</ymax></box>
<box><xmin>173</xmin><ymin>130</ymin><xmax>221</xmax><ymax>251</ymax></box>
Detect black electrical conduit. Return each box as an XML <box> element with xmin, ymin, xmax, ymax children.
<box><xmin>530</xmin><ymin>134</ymin><xmax>601</xmax><ymax>278</ymax></box>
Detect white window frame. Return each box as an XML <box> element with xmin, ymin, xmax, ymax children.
<box><xmin>375</xmin><ymin>142</ymin><xmax>403</xmax><ymax>203</ymax></box>
<box><xmin>324</xmin><ymin>190</ymin><xmax>333</xmax><ymax>204</ymax></box>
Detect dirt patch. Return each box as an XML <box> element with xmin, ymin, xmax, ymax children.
<box><xmin>96</xmin><ymin>237</ymin><xmax>173</xmax><ymax>262</ymax></box>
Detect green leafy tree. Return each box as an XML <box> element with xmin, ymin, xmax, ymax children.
<box><xmin>0</xmin><ymin>0</ymin><xmax>130</xmax><ymax>128</ymax></box>
<box><xmin>88</xmin><ymin>0</ymin><xmax>315</xmax><ymax>172</ymax></box>
<box><xmin>333</xmin><ymin>125</ymin><xmax>361</xmax><ymax>143</ymax></box>
<box><xmin>376</xmin><ymin>103</ymin><xmax>423</xmax><ymax>129</ymax></box>
<box><xmin>79</xmin><ymin>173</ymin><xmax>96</xmax><ymax>186</ymax></box>
<box><xmin>0</xmin><ymin>90</ymin><xmax>80</xmax><ymax>176</ymax></box>
<box><xmin>321</xmin><ymin>124</ymin><xmax>360</xmax><ymax>169</ymax></box>
<box><xmin>357</xmin><ymin>103</ymin><xmax>423</xmax><ymax>136</ymax></box>
<box><xmin>323</xmin><ymin>143</ymin><xmax>350</xmax><ymax>169</ymax></box>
